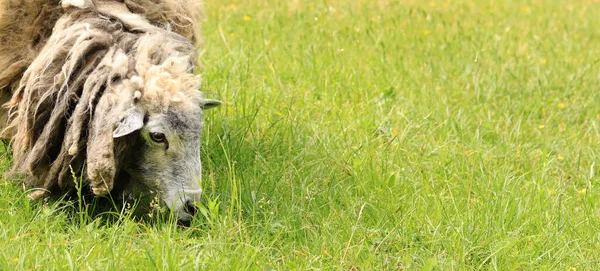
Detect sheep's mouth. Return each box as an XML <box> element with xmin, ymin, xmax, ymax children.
<box><xmin>177</xmin><ymin>214</ymin><xmax>193</xmax><ymax>227</ymax></box>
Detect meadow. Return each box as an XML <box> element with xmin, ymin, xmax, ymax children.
<box><xmin>2</xmin><ymin>0</ymin><xmax>600</xmax><ymax>269</ymax></box>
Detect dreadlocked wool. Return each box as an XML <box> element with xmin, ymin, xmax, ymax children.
<box><xmin>0</xmin><ymin>0</ymin><xmax>205</xmax><ymax>197</ymax></box>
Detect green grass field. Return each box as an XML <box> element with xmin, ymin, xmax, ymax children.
<box><xmin>2</xmin><ymin>0</ymin><xmax>600</xmax><ymax>269</ymax></box>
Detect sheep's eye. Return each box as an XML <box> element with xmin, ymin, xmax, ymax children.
<box><xmin>149</xmin><ymin>132</ymin><xmax>166</xmax><ymax>143</ymax></box>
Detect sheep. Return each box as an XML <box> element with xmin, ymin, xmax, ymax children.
<box><xmin>0</xmin><ymin>0</ymin><xmax>221</xmax><ymax>224</ymax></box>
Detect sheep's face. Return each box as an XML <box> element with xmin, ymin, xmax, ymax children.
<box><xmin>113</xmin><ymin>100</ymin><xmax>221</xmax><ymax>224</ymax></box>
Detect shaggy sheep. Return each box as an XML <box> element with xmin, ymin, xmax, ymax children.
<box><xmin>0</xmin><ymin>0</ymin><xmax>221</xmax><ymax>223</ymax></box>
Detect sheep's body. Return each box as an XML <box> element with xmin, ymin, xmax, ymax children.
<box><xmin>0</xmin><ymin>0</ymin><xmax>219</xmax><ymax>222</ymax></box>
<box><xmin>0</xmin><ymin>0</ymin><xmax>201</xmax><ymax>93</ymax></box>
<box><xmin>0</xmin><ymin>0</ymin><xmax>62</xmax><ymax>132</ymax></box>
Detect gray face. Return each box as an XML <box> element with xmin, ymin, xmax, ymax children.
<box><xmin>135</xmin><ymin>108</ymin><xmax>205</xmax><ymax>222</ymax></box>
<box><xmin>114</xmin><ymin>100</ymin><xmax>221</xmax><ymax>223</ymax></box>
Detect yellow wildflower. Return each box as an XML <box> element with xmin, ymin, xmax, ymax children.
<box><xmin>578</xmin><ymin>189</ymin><xmax>587</xmax><ymax>195</ymax></box>
<box><xmin>424</xmin><ymin>30</ymin><xmax>432</xmax><ymax>35</ymax></box>
<box><xmin>557</xmin><ymin>103</ymin><xmax>566</xmax><ymax>108</ymax></box>
<box><xmin>244</xmin><ymin>15</ymin><xmax>251</xmax><ymax>21</ymax></box>
<box><xmin>12</xmin><ymin>258</ymin><xmax>19</xmax><ymax>263</ymax></box>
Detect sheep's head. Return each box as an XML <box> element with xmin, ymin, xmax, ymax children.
<box><xmin>112</xmin><ymin>98</ymin><xmax>220</xmax><ymax>223</ymax></box>
<box><xmin>87</xmin><ymin>33</ymin><xmax>221</xmax><ymax>224</ymax></box>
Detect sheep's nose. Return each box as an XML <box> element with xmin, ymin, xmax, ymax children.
<box><xmin>184</xmin><ymin>199</ymin><xmax>198</xmax><ymax>217</ymax></box>
<box><xmin>175</xmin><ymin>189</ymin><xmax>202</xmax><ymax>226</ymax></box>
<box><xmin>177</xmin><ymin>200</ymin><xmax>197</xmax><ymax>227</ymax></box>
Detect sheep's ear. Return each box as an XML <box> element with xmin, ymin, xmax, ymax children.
<box><xmin>113</xmin><ymin>108</ymin><xmax>144</xmax><ymax>138</ymax></box>
<box><xmin>200</xmin><ymin>99</ymin><xmax>222</xmax><ymax>110</ymax></box>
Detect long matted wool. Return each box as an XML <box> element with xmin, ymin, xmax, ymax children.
<box><xmin>0</xmin><ymin>0</ymin><xmax>205</xmax><ymax>197</ymax></box>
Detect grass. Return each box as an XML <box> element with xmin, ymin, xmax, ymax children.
<box><xmin>2</xmin><ymin>0</ymin><xmax>600</xmax><ymax>269</ymax></box>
